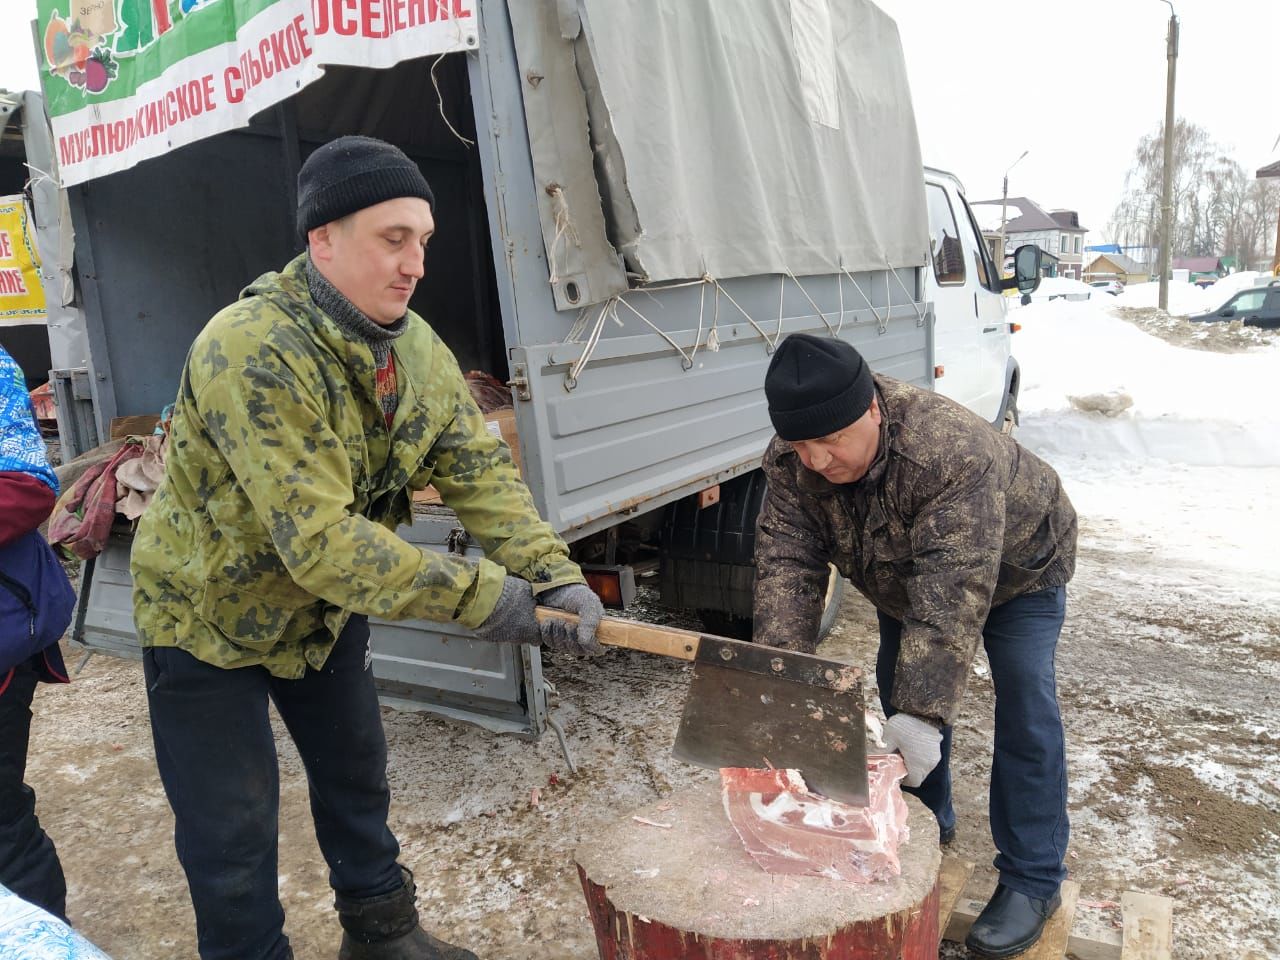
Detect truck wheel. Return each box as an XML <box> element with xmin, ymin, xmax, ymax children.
<box><xmin>1000</xmin><ymin>390</ymin><xmax>1019</xmax><ymax>435</ymax></box>
<box><xmin>698</xmin><ymin>565</ymin><xmax>844</xmax><ymax>642</ymax></box>
<box><xmin>660</xmin><ymin>472</ymin><xmax>845</xmax><ymax>641</ymax></box>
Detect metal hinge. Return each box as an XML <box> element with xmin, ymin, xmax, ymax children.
<box><xmin>507</xmin><ymin>364</ymin><xmax>531</xmax><ymax>401</ymax></box>
<box><xmin>446</xmin><ymin>527</ymin><xmax>471</xmax><ymax>556</ymax></box>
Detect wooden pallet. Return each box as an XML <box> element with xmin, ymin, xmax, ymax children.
<box><xmin>937</xmin><ymin>858</ymin><xmax>1173</xmax><ymax>960</ymax></box>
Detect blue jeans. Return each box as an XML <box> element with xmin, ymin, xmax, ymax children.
<box><xmin>876</xmin><ymin>586</ymin><xmax>1069</xmax><ymax>900</ymax></box>
<box><xmin>144</xmin><ymin>615</ymin><xmax>403</xmax><ymax>960</ymax></box>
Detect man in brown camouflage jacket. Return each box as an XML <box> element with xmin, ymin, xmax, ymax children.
<box><xmin>755</xmin><ymin>333</ymin><xmax>1075</xmax><ymax>960</ymax></box>
<box><xmin>131</xmin><ymin>137</ymin><xmax>604</xmax><ymax>960</ymax></box>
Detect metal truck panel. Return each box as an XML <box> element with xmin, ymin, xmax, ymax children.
<box><xmin>509</xmin><ymin>276</ymin><xmax>931</xmax><ymax>537</ymax></box>
<box><xmin>73</xmin><ymin>517</ymin><xmax>547</xmax><ymax>738</ymax></box>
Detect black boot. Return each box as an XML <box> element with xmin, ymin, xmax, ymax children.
<box><xmin>964</xmin><ymin>883</ymin><xmax>1061</xmax><ymax>959</ymax></box>
<box><xmin>335</xmin><ymin>868</ymin><xmax>478</xmax><ymax>960</ymax></box>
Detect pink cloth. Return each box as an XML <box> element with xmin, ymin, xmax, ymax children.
<box><xmin>48</xmin><ymin>440</ymin><xmax>143</xmax><ymax>560</ymax></box>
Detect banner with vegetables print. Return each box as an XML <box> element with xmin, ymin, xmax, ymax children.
<box><xmin>36</xmin><ymin>0</ymin><xmax>477</xmax><ymax>186</ymax></box>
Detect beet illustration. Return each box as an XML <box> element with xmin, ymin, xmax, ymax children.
<box><xmin>84</xmin><ymin>48</ymin><xmax>119</xmax><ymax>94</ymax></box>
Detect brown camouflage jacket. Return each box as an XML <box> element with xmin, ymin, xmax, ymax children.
<box><xmin>131</xmin><ymin>254</ymin><xmax>582</xmax><ymax>678</ymax></box>
<box><xmin>754</xmin><ymin>375</ymin><xmax>1076</xmax><ymax>725</ymax></box>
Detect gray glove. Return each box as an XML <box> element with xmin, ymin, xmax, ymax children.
<box><xmin>472</xmin><ymin>576</ymin><xmax>541</xmax><ymax>646</ymax></box>
<box><xmin>882</xmin><ymin>713</ymin><xmax>943</xmax><ymax>788</ymax></box>
<box><xmin>537</xmin><ymin>583</ymin><xmax>605</xmax><ymax>656</ymax></box>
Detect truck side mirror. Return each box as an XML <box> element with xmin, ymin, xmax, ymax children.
<box><xmin>1220</xmin><ymin>307</ymin><xmax>1235</xmax><ymax>317</ymax></box>
<box><xmin>1002</xmin><ymin>244</ymin><xmax>1042</xmax><ymax>294</ymax></box>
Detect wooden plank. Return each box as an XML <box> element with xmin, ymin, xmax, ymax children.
<box><xmin>948</xmin><ymin>891</ymin><xmax>1124</xmax><ymax>959</ymax></box>
<box><xmin>936</xmin><ymin>857</ymin><xmax>975</xmax><ymax>931</ymax></box>
<box><xmin>943</xmin><ymin>895</ymin><xmax>987</xmax><ymax>944</ymax></box>
<box><xmin>944</xmin><ymin>881</ymin><xmax>1083</xmax><ymax>959</ymax></box>
<box><xmin>1065</xmin><ymin>909</ymin><xmax>1124</xmax><ymax>960</ymax></box>
<box><xmin>1120</xmin><ymin>892</ymin><xmax>1173</xmax><ymax>960</ymax></box>
<box><xmin>1022</xmin><ymin>880</ymin><xmax>1078</xmax><ymax>960</ymax></box>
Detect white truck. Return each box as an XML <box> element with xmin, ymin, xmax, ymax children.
<box><xmin>924</xmin><ymin>167</ymin><xmax>1023</xmax><ymax>430</ymax></box>
<box><xmin>19</xmin><ymin>0</ymin><xmax>1040</xmax><ymax>746</ymax></box>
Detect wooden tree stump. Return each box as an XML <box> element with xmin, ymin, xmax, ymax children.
<box><xmin>575</xmin><ymin>780</ymin><xmax>942</xmax><ymax>959</ymax></box>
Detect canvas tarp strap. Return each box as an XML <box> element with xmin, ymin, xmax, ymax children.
<box><xmin>505</xmin><ymin>0</ymin><xmax>628</xmax><ymax>310</ymax></box>
<box><xmin>509</xmin><ymin>0</ymin><xmax>928</xmax><ymax>306</ymax></box>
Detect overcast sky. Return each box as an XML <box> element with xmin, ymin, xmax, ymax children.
<box><xmin>2</xmin><ymin>0</ymin><xmax>1277</xmax><ymax>241</ymax></box>
<box><xmin>874</xmin><ymin>0</ymin><xmax>1279</xmax><ymax>239</ymax></box>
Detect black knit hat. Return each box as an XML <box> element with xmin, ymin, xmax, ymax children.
<box><xmin>297</xmin><ymin>136</ymin><xmax>435</xmax><ymax>239</ymax></box>
<box><xmin>764</xmin><ymin>334</ymin><xmax>875</xmax><ymax>441</ymax></box>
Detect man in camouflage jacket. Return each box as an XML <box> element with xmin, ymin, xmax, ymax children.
<box><xmin>131</xmin><ymin>137</ymin><xmax>602</xmax><ymax>960</ymax></box>
<box><xmin>755</xmin><ymin>334</ymin><xmax>1075</xmax><ymax>960</ymax></box>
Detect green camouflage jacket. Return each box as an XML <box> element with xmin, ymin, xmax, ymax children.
<box><xmin>754</xmin><ymin>375</ymin><xmax>1076</xmax><ymax>725</ymax></box>
<box><xmin>131</xmin><ymin>254</ymin><xmax>583</xmax><ymax>677</ymax></box>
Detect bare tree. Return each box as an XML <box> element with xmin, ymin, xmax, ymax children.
<box><xmin>1108</xmin><ymin>120</ymin><xmax>1274</xmax><ymax>268</ymax></box>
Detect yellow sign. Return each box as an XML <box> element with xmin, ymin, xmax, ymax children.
<box><xmin>0</xmin><ymin>196</ymin><xmax>47</xmax><ymax>325</ymax></box>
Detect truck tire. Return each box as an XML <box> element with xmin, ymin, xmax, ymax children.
<box><xmin>1000</xmin><ymin>390</ymin><xmax>1019</xmax><ymax>435</ymax></box>
<box><xmin>998</xmin><ymin>363</ymin><xmax>1020</xmax><ymax>436</ymax></box>
<box><xmin>697</xmin><ymin>567</ymin><xmax>844</xmax><ymax>641</ymax></box>
<box><xmin>659</xmin><ymin>472</ymin><xmax>845</xmax><ymax>642</ymax></box>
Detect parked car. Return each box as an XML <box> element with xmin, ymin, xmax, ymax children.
<box><xmin>1188</xmin><ymin>281</ymin><xmax>1280</xmax><ymax>328</ymax></box>
<box><xmin>1089</xmin><ymin>278</ymin><xmax>1125</xmax><ymax>296</ymax></box>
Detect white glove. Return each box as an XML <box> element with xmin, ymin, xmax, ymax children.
<box><xmin>882</xmin><ymin>713</ymin><xmax>943</xmax><ymax>788</ymax></box>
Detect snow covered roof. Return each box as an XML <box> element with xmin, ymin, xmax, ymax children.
<box><xmin>1257</xmin><ymin>136</ymin><xmax>1279</xmax><ymax>178</ymax></box>
<box><xmin>1087</xmin><ymin>252</ymin><xmax>1146</xmax><ymax>274</ymax></box>
<box><xmin>971</xmin><ymin>196</ymin><xmax>1086</xmax><ymax>234</ymax></box>
<box><xmin>1172</xmin><ymin>256</ymin><xmax>1223</xmax><ymax>273</ymax></box>
<box><xmin>1050</xmin><ymin>210</ymin><xmax>1084</xmax><ymax>230</ymax></box>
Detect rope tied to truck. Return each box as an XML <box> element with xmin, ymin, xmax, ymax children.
<box><xmin>545</xmin><ymin>184</ymin><xmax>581</xmax><ymax>288</ymax></box>
<box><xmin>560</xmin><ymin>261</ymin><xmax>914</xmax><ymax>391</ymax></box>
<box><xmin>785</xmin><ymin>269</ymin><xmax>839</xmax><ymax>339</ymax></box>
<box><xmin>885</xmin><ymin>260</ymin><xmax>927</xmax><ymax>328</ymax></box>
<box><xmin>840</xmin><ymin>262</ymin><xmax>888</xmax><ymax>335</ymax></box>
<box><xmin>430</xmin><ymin>54</ymin><xmax>474</xmax><ymax>148</ymax></box>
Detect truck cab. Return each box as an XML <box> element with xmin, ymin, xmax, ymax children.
<box><xmin>923</xmin><ymin>167</ymin><xmax>1021</xmax><ymax>428</ymax></box>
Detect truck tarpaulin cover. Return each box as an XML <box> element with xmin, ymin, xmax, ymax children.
<box><xmin>510</xmin><ymin>0</ymin><xmax>929</xmax><ymax>306</ymax></box>
<box><xmin>34</xmin><ymin>0</ymin><xmax>477</xmax><ymax>187</ymax></box>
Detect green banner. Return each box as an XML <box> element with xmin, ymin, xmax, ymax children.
<box><xmin>36</xmin><ymin>0</ymin><xmax>478</xmax><ymax>185</ymax></box>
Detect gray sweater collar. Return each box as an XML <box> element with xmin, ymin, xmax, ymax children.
<box><xmin>304</xmin><ymin>254</ymin><xmax>406</xmax><ymax>365</ymax></box>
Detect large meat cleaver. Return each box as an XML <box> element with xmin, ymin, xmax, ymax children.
<box><xmin>536</xmin><ymin>609</ymin><xmax>870</xmax><ymax>805</ymax></box>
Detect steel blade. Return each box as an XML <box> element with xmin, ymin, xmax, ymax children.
<box><xmin>672</xmin><ymin>636</ymin><xmax>869</xmax><ymax>805</ymax></box>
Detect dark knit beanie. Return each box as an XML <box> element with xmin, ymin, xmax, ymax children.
<box><xmin>297</xmin><ymin>136</ymin><xmax>435</xmax><ymax>239</ymax></box>
<box><xmin>764</xmin><ymin>334</ymin><xmax>875</xmax><ymax>441</ymax></box>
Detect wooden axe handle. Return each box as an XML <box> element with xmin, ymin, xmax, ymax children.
<box><xmin>535</xmin><ymin>607</ymin><xmax>699</xmax><ymax>661</ymax></box>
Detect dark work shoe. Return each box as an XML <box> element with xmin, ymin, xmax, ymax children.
<box><xmin>336</xmin><ymin>867</ymin><xmax>478</xmax><ymax>960</ymax></box>
<box><xmin>338</xmin><ymin>926</ymin><xmax>479</xmax><ymax>960</ymax></box>
<box><xmin>964</xmin><ymin>883</ymin><xmax>1061</xmax><ymax>959</ymax></box>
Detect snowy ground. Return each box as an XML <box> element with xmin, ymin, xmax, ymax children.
<box><xmin>22</xmin><ymin>293</ymin><xmax>1280</xmax><ymax>958</ymax></box>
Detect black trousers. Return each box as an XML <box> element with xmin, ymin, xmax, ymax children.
<box><xmin>0</xmin><ymin>656</ymin><xmax>68</xmax><ymax>921</ymax></box>
<box><xmin>144</xmin><ymin>615</ymin><xmax>403</xmax><ymax>960</ymax></box>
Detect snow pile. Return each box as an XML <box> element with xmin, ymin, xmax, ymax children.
<box><xmin>1113</xmin><ymin>272</ymin><xmax>1271</xmax><ymax>316</ymax></box>
<box><xmin>1010</xmin><ymin>296</ymin><xmax>1280</xmax><ymax>581</ymax></box>
<box><xmin>1112</xmin><ymin>280</ymin><xmax>1206</xmax><ymax>315</ymax></box>
<box><xmin>1027</xmin><ymin>276</ymin><xmax>1093</xmax><ymax>301</ymax></box>
<box><xmin>1012</xmin><ymin>298</ymin><xmax>1280</xmax><ymax>466</ymax></box>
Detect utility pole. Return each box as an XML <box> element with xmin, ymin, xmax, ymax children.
<box><xmin>1000</xmin><ymin>150</ymin><xmax>1029</xmax><ymax>271</ymax></box>
<box><xmin>1157</xmin><ymin>2</ymin><xmax>1178</xmax><ymax>311</ymax></box>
